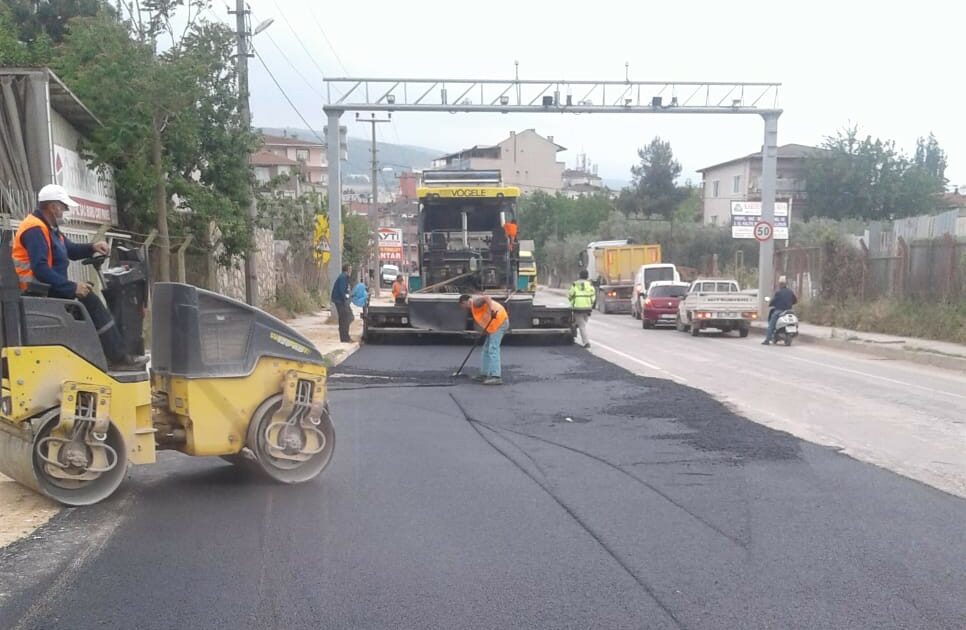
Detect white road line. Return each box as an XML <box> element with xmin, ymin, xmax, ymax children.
<box><xmin>591</xmin><ymin>341</ymin><xmax>688</xmax><ymax>384</ymax></box>
<box><xmin>778</xmin><ymin>353</ymin><xmax>966</xmax><ymax>402</ymax></box>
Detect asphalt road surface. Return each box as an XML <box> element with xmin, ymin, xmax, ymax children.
<box><xmin>574</xmin><ymin>305</ymin><xmax>966</xmax><ymax>499</ymax></box>
<box><xmin>1</xmin><ymin>343</ymin><xmax>964</xmax><ymax>629</ymax></box>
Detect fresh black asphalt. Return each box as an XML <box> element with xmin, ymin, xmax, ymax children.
<box><xmin>1</xmin><ymin>344</ymin><xmax>964</xmax><ymax>629</ymax></box>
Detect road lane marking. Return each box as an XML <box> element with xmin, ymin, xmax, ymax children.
<box><xmin>591</xmin><ymin>341</ymin><xmax>688</xmax><ymax>383</ymax></box>
<box><xmin>775</xmin><ymin>353</ymin><xmax>966</xmax><ymax>402</ymax></box>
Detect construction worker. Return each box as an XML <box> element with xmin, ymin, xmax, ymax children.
<box><xmin>331</xmin><ymin>263</ymin><xmax>352</xmax><ymax>343</ymax></box>
<box><xmin>458</xmin><ymin>293</ymin><xmax>509</xmax><ymax>385</ymax></box>
<box><xmin>12</xmin><ymin>184</ymin><xmax>145</xmax><ymax>369</ymax></box>
<box><xmin>568</xmin><ymin>269</ymin><xmax>596</xmax><ymax>348</ymax></box>
<box><xmin>391</xmin><ymin>274</ymin><xmax>407</xmax><ymax>305</ymax></box>
<box><xmin>503</xmin><ymin>219</ymin><xmax>518</xmax><ymax>246</ymax></box>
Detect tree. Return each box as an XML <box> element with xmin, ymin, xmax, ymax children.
<box><xmin>342</xmin><ymin>212</ymin><xmax>372</xmax><ymax>273</ymax></box>
<box><xmin>804</xmin><ymin>126</ymin><xmax>946</xmax><ymax>221</ymax></box>
<box><xmin>516</xmin><ymin>192</ymin><xmax>612</xmax><ymax>254</ymax></box>
<box><xmin>914</xmin><ymin>133</ymin><xmax>947</xmax><ymax>186</ymax></box>
<box><xmin>621</xmin><ymin>137</ymin><xmax>688</xmax><ymax>218</ymax></box>
<box><xmin>52</xmin><ymin>3</ymin><xmax>255</xmax><ymax>279</ymax></box>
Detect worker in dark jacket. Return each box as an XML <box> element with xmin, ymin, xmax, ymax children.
<box><xmin>331</xmin><ymin>263</ymin><xmax>353</xmax><ymax>343</ymax></box>
<box><xmin>762</xmin><ymin>277</ymin><xmax>798</xmax><ymax>345</ymax></box>
<box><xmin>12</xmin><ymin>185</ymin><xmax>144</xmax><ymax>369</ymax></box>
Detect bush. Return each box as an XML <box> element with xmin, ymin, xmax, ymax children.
<box><xmin>267</xmin><ymin>284</ymin><xmax>326</xmax><ymax>320</ymax></box>
<box><xmin>798</xmin><ymin>298</ymin><xmax>966</xmax><ymax>345</ymax></box>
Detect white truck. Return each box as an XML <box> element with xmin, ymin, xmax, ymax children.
<box><xmin>676</xmin><ymin>278</ymin><xmax>759</xmax><ymax>337</ymax></box>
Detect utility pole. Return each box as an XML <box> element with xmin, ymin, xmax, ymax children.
<box><xmin>355</xmin><ymin>112</ymin><xmax>391</xmax><ymax>296</ymax></box>
<box><xmin>231</xmin><ymin>0</ymin><xmax>258</xmax><ymax>306</ymax></box>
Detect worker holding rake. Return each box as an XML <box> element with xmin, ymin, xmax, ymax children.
<box><xmin>458</xmin><ymin>294</ymin><xmax>509</xmax><ymax>385</ymax></box>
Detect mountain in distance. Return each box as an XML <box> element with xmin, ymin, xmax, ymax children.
<box><xmin>258</xmin><ymin>127</ymin><xmax>441</xmax><ymax>175</ymax></box>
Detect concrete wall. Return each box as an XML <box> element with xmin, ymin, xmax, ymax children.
<box><xmin>216</xmin><ymin>228</ymin><xmax>276</xmax><ymax>306</ymax></box>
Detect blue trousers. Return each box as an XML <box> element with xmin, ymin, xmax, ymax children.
<box><xmin>481</xmin><ymin>320</ymin><xmax>509</xmax><ymax>377</ymax></box>
<box><xmin>765</xmin><ymin>309</ymin><xmax>780</xmax><ymax>341</ymax></box>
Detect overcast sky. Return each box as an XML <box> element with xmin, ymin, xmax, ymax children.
<box><xmin>213</xmin><ymin>0</ymin><xmax>966</xmax><ymax>187</ymax></box>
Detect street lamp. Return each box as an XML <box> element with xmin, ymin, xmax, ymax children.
<box><xmin>253</xmin><ymin>18</ymin><xmax>274</xmax><ymax>35</ymax></box>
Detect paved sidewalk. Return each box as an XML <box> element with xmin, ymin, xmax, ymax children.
<box><xmin>752</xmin><ymin>320</ymin><xmax>966</xmax><ymax>372</ymax></box>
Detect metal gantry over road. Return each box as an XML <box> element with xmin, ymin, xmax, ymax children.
<box><xmin>323</xmin><ymin>76</ymin><xmax>783</xmax><ymax>312</ymax></box>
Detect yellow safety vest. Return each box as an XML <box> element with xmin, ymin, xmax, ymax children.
<box><xmin>568</xmin><ymin>280</ymin><xmax>595</xmax><ymax>309</ymax></box>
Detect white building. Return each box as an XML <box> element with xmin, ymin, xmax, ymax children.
<box><xmin>697</xmin><ymin>144</ymin><xmax>825</xmax><ymax>226</ymax></box>
<box><xmin>433</xmin><ymin>129</ymin><xmax>566</xmax><ymax>194</ymax></box>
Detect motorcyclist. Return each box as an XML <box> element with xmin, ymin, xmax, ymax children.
<box><xmin>762</xmin><ymin>276</ymin><xmax>797</xmax><ymax>345</ymax></box>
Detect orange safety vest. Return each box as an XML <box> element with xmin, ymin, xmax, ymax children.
<box><xmin>503</xmin><ymin>222</ymin><xmax>518</xmax><ymax>240</ymax></box>
<box><xmin>471</xmin><ymin>298</ymin><xmax>508</xmax><ymax>334</ymax></box>
<box><xmin>12</xmin><ymin>214</ymin><xmax>59</xmax><ymax>291</ymax></box>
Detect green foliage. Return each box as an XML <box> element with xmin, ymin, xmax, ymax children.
<box><xmin>272</xmin><ymin>283</ymin><xmax>325</xmax><ymax>319</ymax></box>
<box><xmin>799</xmin><ymin>298</ymin><xmax>966</xmax><ymax>345</ymax></box>
<box><xmin>51</xmin><ymin>5</ymin><xmax>256</xmax><ymax>262</ymax></box>
<box><xmin>516</xmin><ymin>192</ymin><xmax>613</xmax><ymax>252</ymax></box>
<box><xmin>0</xmin><ymin>0</ymin><xmax>103</xmax><ymax>57</ymax></box>
<box><xmin>0</xmin><ymin>2</ymin><xmax>51</xmax><ymax>64</ymax></box>
<box><xmin>620</xmin><ymin>137</ymin><xmax>689</xmax><ymax>218</ymax></box>
<box><xmin>342</xmin><ymin>211</ymin><xmax>371</xmax><ymax>273</ymax></box>
<box><xmin>804</xmin><ymin>126</ymin><xmax>946</xmax><ymax>221</ymax></box>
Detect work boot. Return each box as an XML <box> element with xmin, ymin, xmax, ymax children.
<box><xmin>482</xmin><ymin>377</ymin><xmax>503</xmax><ymax>386</ymax></box>
<box><xmin>761</xmin><ymin>339</ymin><xmax>771</xmax><ymax>346</ymax></box>
<box><xmin>584</xmin><ymin>342</ymin><xmax>591</xmax><ymax>349</ymax></box>
<box><xmin>471</xmin><ymin>374</ymin><xmax>487</xmax><ymax>382</ymax></box>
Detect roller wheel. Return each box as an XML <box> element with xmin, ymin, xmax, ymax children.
<box><xmin>248</xmin><ymin>394</ymin><xmax>335</xmax><ymax>484</ymax></box>
<box><xmin>32</xmin><ymin>415</ymin><xmax>127</xmax><ymax>506</ymax></box>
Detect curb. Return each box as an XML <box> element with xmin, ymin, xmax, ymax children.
<box><xmin>750</xmin><ymin>323</ymin><xmax>966</xmax><ymax>373</ymax></box>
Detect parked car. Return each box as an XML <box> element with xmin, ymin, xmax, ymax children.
<box><xmin>631</xmin><ymin>263</ymin><xmax>680</xmax><ymax>319</ymax></box>
<box><xmin>641</xmin><ymin>281</ymin><xmax>690</xmax><ymax>329</ymax></box>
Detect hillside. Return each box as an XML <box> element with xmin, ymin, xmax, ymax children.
<box><xmin>258</xmin><ymin>127</ymin><xmax>441</xmax><ymax>175</ymax></box>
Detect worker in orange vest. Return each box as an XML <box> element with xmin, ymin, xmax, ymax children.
<box><xmin>503</xmin><ymin>219</ymin><xmax>518</xmax><ymax>246</ymax></box>
<box><xmin>12</xmin><ymin>184</ymin><xmax>145</xmax><ymax>369</ymax></box>
<box><xmin>459</xmin><ymin>293</ymin><xmax>509</xmax><ymax>385</ymax></box>
<box><xmin>391</xmin><ymin>274</ymin><xmax>407</xmax><ymax>305</ymax></box>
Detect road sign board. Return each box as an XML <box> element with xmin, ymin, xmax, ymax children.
<box><xmin>731</xmin><ymin>201</ymin><xmax>790</xmax><ymax>239</ymax></box>
<box><xmin>754</xmin><ymin>221</ymin><xmax>773</xmax><ymax>242</ymax></box>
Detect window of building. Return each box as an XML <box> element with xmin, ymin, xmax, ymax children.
<box><xmin>296</xmin><ymin>149</ymin><xmax>309</xmax><ymax>161</ymax></box>
<box><xmin>733</xmin><ymin>175</ymin><xmax>741</xmax><ymax>194</ymax></box>
<box><xmin>254</xmin><ymin>167</ymin><xmax>270</xmax><ymax>183</ymax></box>
<box><xmin>712</xmin><ymin>180</ymin><xmax>719</xmax><ymax>197</ymax></box>
<box><xmin>710</xmin><ymin>215</ymin><xmax>718</xmax><ymax>225</ymax></box>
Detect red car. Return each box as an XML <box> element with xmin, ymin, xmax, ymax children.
<box><xmin>642</xmin><ymin>282</ymin><xmax>690</xmax><ymax>329</ymax></box>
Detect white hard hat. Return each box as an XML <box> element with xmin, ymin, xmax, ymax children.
<box><xmin>37</xmin><ymin>184</ymin><xmax>79</xmax><ymax>208</ymax></box>
<box><xmin>778</xmin><ymin>275</ymin><xmax>787</xmax><ymax>284</ymax></box>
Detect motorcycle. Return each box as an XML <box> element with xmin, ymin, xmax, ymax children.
<box><xmin>770</xmin><ymin>309</ymin><xmax>799</xmax><ymax>346</ymax></box>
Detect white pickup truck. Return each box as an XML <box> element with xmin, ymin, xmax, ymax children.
<box><xmin>676</xmin><ymin>278</ymin><xmax>759</xmax><ymax>337</ymax></box>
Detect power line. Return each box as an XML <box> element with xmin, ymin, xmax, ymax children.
<box><xmin>252</xmin><ymin>46</ymin><xmax>325</xmax><ymax>144</ymax></box>
<box><xmin>306</xmin><ymin>5</ymin><xmax>349</xmax><ymax>76</ymax></box>
<box><xmin>269</xmin><ymin>0</ymin><xmax>332</xmax><ymax>80</ymax></box>
<box><xmin>258</xmin><ymin>25</ymin><xmax>324</xmax><ymax>99</ymax></box>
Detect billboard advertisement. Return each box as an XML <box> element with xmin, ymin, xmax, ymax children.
<box><xmin>378</xmin><ymin>227</ymin><xmax>403</xmax><ymax>263</ymax></box>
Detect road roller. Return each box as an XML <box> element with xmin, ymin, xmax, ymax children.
<box><xmin>0</xmin><ymin>233</ymin><xmax>334</xmax><ymax>506</ymax></box>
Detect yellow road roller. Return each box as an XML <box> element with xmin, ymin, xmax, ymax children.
<box><xmin>0</xmin><ymin>235</ymin><xmax>333</xmax><ymax>506</ymax></box>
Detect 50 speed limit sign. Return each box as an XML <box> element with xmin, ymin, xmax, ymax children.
<box><xmin>753</xmin><ymin>221</ymin><xmax>773</xmax><ymax>242</ymax></box>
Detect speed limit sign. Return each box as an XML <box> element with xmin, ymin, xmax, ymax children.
<box><xmin>754</xmin><ymin>221</ymin><xmax>773</xmax><ymax>242</ymax></box>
